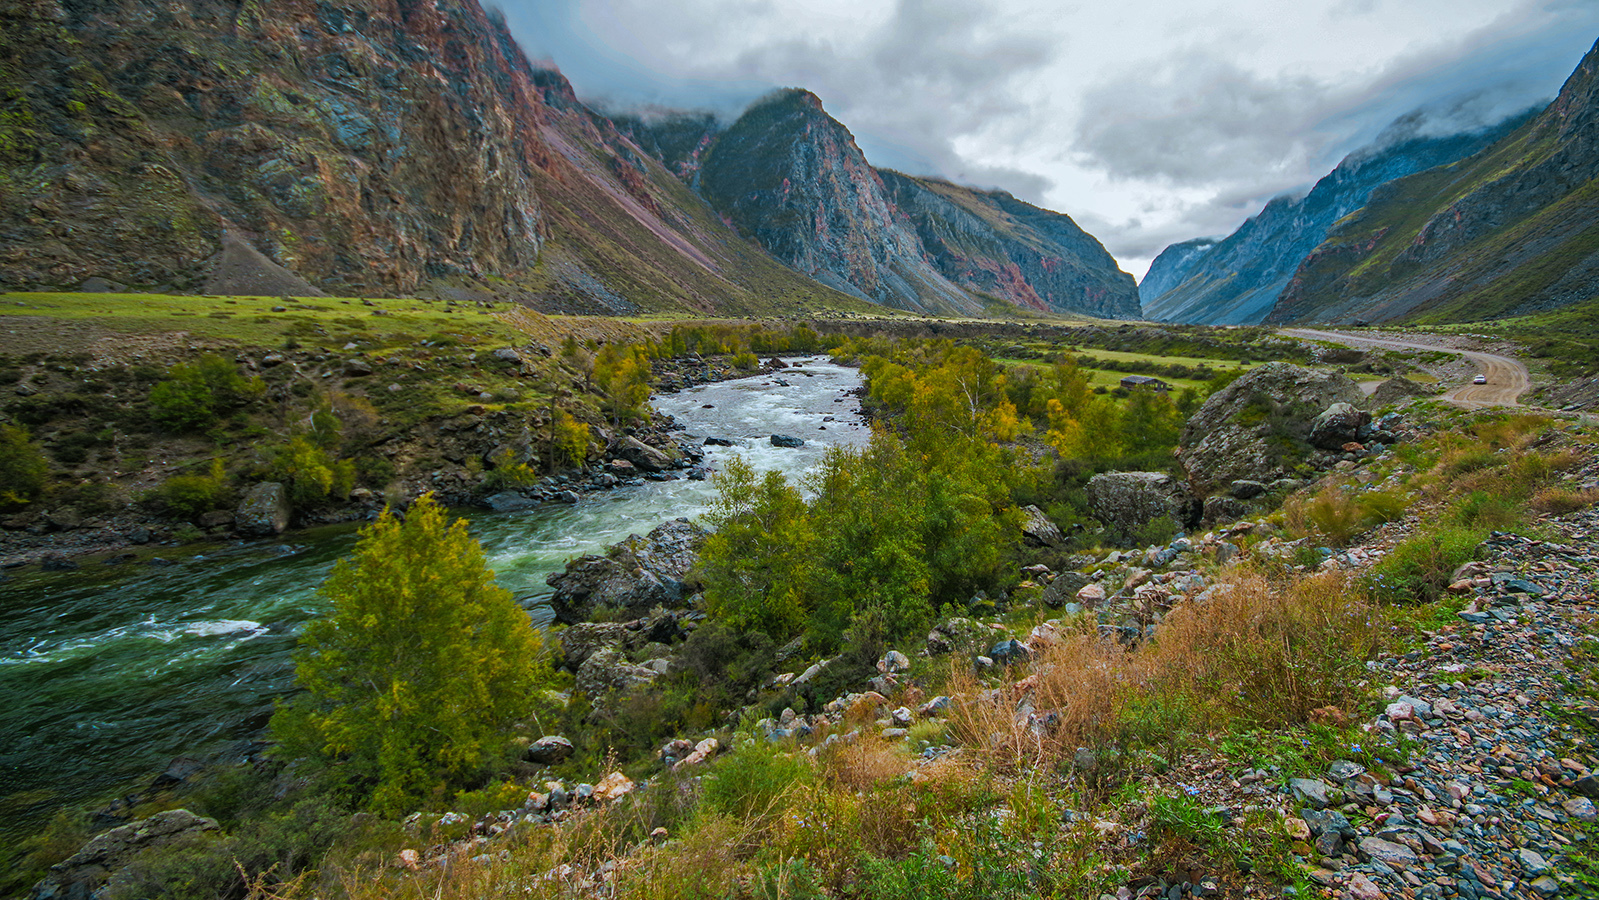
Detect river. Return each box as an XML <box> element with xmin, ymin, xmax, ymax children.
<box><xmin>0</xmin><ymin>356</ymin><xmax>867</xmax><ymax>837</ymax></box>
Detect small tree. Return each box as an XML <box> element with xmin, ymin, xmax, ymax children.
<box><xmin>0</xmin><ymin>424</ymin><xmax>48</xmax><ymax>509</ymax></box>
<box><xmin>271</xmin><ymin>494</ymin><xmax>552</xmax><ymax>815</ymax></box>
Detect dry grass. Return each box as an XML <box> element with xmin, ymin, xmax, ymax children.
<box><xmin>1532</xmin><ymin>486</ymin><xmax>1599</xmax><ymax>515</ymax></box>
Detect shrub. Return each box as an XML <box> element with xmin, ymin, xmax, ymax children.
<box><xmin>1365</xmin><ymin>525</ymin><xmax>1485</xmax><ymax>604</ymax></box>
<box><xmin>1451</xmin><ymin>490</ymin><xmax>1521</xmax><ymax>529</ymax></box>
<box><xmin>271</xmin><ymin>495</ymin><xmax>555</xmax><ymax>816</ymax></box>
<box><xmin>549</xmin><ymin>410</ymin><xmax>590</xmax><ymax>471</ymax></box>
<box><xmin>1355</xmin><ymin>489</ymin><xmax>1410</xmax><ymax>525</ymax></box>
<box><xmin>271</xmin><ymin>436</ymin><xmax>356</xmax><ymax>508</ymax></box>
<box><xmin>148</xmin><ymin>354</ymin><xmax>264</xmax><ymax>432</ymax></box>
<box><xmin>482</xmin><ymin>447</ymin><xmax>538</xmax><ymax>490</ymax></box>
<box><xmin>731</xmin><ymin>351</ymin><xmax>760</xmax><ymax>372</ymax></box>
<box><xmin>1284</xmin><ymin>485</ymin><xmax>1364</xmax><ymax>546</ymax></box>
<box><xmin>1532</xmin><ymin>487</ymin><xmax>1599</xmax><ymax>515</ymax></box>
<box><xmin>0</xmin><ymin>423</ymin><xmax>49</xmax><ymax>509</ymax></box>
<box><xmin>151</xmin><ymin>459</ymin><xmax>231</xmax><ymax>518</ymax></box>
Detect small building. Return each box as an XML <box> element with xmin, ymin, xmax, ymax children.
<box><xmin>1120</xmin><ymin>375</ymin><xmax>1171</xmax><ymax>392</ymax></box>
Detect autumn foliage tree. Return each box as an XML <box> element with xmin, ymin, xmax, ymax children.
<box><xmin>271</xmin><ymin>494</ymin><xmax>552</xmax><ymax>815</ymax></box>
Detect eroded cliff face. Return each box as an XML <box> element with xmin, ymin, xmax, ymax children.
<box><xmin>880</xmin><ymin>172</ymin><xmax>1140</xmax><ymax>319</ymax></box>
<box><xmin>1</xmin><ymin>0</ymin><xmax>552</xmax><ymax>294</ymax></box>
<box><xmin>697</xmin><ymin>89</ymin><xmax>979</xmax><ymax>316</ymax></box>
<box><xmin>1268</xmin><ymin>37</ymin><xmax>1599</xmax><ymax>326</ymax></box>
<box><xmin>1141</xmin><ymin>114</ymin><xmax>1527</xmax><ymax>326</ymax></box>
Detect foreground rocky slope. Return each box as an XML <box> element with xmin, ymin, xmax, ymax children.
<box><xmin>1269</xmin><ymin>37</ymin><xmax>1599</xmax><ymax>326</ymax></box>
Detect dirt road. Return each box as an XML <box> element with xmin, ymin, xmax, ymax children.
<box><xmin>1281</xmin><ymin>328</ymin><xmax>1530</xmax><ymax>409</ymax></box>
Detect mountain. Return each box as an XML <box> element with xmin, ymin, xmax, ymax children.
<box><xmin>694</xmin><ymin>89</ymin><xmax>979</xmax><ymax>315</ymax></box>
<box><xmin>0</xmin><ymin>0</ymin><xmax>870</xmax><ymax>313</ymax></box>
<box><xmin>0</xmin><ymin>0</ymin><xmax>1136</xmax><ymax>319</ymax></box>
<box><xmin>879</xmin><ymin>172</ymin><xmax>1140</xmax><ymax>319</ymax></box>
<box><xmin>1141</xmin><ymin>114</ymin><xmax>1529</xmax><ymax>325</ymax></box>
<box><xmin>1268</xmin><ymin>37</ymin><xmax>1599</xmax><ymax>326</ymax></box>
<box><xmin>1138</xmin><ymin>238</ymin><xmax>1217</xmax><ymax>303</ymax></box>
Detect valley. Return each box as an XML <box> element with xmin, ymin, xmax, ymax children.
<box><xmin>3</xmin><ymin>2</ymin><xmax>1599</xmax><ymax>899</ymax></box>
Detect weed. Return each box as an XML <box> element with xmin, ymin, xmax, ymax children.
<box><xmin>1365</xmin><ymin>525</ymin><xmax>1485</xmax><ymax>604</ymax></box>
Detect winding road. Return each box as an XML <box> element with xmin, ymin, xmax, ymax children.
<box><xmin>1281</xmin><ymin>329</ymin><xmax>1531</xmax><ymax>409</ymax></box>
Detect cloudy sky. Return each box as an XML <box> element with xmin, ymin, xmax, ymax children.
<box><xmin>495</xmin><ymin>0</ymin><xmax>1599</xmax><ymax>279</ymax></box>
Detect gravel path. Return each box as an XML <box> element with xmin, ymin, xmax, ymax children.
<box><xmin>1281</xmin><ymin>329</ymin><xmax>1532</xmax><ymax>409</ymax></box>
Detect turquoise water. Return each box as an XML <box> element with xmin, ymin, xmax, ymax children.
<box><xmin>0</xmin><ymin>358</ymin><xmax>865</xmax><ymax>837</ymax></box>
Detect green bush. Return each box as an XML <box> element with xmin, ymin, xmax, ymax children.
<box><xmin>149</xmin><ymin>354</ymin><xmax>264</xmax><ymax>432</ymax></box>
<box><xmin>151</xmin><ymin>459</ymin><xmax>231</xmax><ymax>518</ymax></box>
<box><xmin>1365</xmin><ymin>525</ymin><xmax>1485</xmax><ymax>604</ymax></box>
<box><xmin>271</xmin><ymin>437</ymin><xmax>356</xmax><ymax>508</ymax></box>
<box><xmin>0</xmin><ymin>423</ymin><xmax>49</xmax><ymax>509</ymax></box>
<box><xmin>700</xmin><ymin>735</ymin><xmax>814</xmax><ymax>827</ymax></box>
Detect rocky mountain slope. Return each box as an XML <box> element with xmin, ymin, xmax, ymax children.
<box><xmin>0</xmin><ymin>1</ymin><xmax>1139</xmax><ymax>320</ymax></box>
<box><xmin>1142</xmin><ymin>114</ymin><xmax>1527</xmax><ymax>326</ymax></box>
<box><xmin>0</xmin><ymin>0</ymin><xmax>870</xmax><ymax>314</ymax></box>
<box><xmin>1268</xmin><ymin>36</ymin><xmax>1599</xmax><ymax>326</ymax></box>
<box><xmin>879</xmin><ymin>172</ymin><xmax>1140</xmax><ymax>318</ymax></box>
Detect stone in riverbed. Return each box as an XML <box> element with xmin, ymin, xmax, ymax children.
<box><xmin>769</xmin><ymin>434</ymin><xmax>805</xmax><ymax>448</ymax></box>
<box><xmin>546</xmin><ymin>519</ymin><xmax>707</xmax><ymax>624</ymax></box>
<box><xmin>1357</xmin><ymin>836</ymin><xmax>1419</xmax><ymax>868</ymax></box>
<box><xmin>30</xmin><ymin>809</ymin><xmax>220</xmax><ymax>899</ymax></box>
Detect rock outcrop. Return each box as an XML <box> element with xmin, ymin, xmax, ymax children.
<box><xmin>29</xmin><ymin>809</ymin><xmax>219</xmax><ymax>900</ymax></box>
<box><xmin>234</xmin><ymin>483</ymin><xmax>291</xmax><ymax>536</ymax></box>
<box><xmin>1179</xmin><ymin>363</ymin><xmax>1365</xmax><ymax>496</ymax></box>
<box><xmin>1084</xmin><ymin>472</ymin><xmax>1197</xmax><ymax>541</ymax></box>
<box><xmin>546</xmin><ymin>519</ymin><xmax>707</xmax><ymax>624</ymax></box>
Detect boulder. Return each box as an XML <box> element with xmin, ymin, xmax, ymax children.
<box><xmin>1179</xmin><ymin>363</ymin><xmax>1364</xmax><ymax>496</ymax></box>
<box><xmin>546</xmin><ymin>519</ymin><xmax>707</xmax><ymax>624</ymax></box>
<box><xmin>526</xmin><ymin>735</ymin><xmax>575</xmax><ymax>765</ymax></box>
<box><xmin>1371</xmin><ymin>376</ymin><xmax>1432</xmax><ymax>406</ymax></box>
<box><xmin>29</xmin><ymin>809</ymin><xmax>219</xmax><ymax>900</ymax></box>
<box><xmin>1040</xmin><ymin>571</ymin><xmax>1090</xmax><ymax>608</ymax></box>
<box><xmin>1309</xmin><ymin>402</ymin><xmax>1371</xmax><ymax>450</ymax></box>
<box><xmin>1019</xmin><ymin>505</ymin><xmax>1064</xmax><ymax>547</ymax></box>
<box><xmin>575</xmin><ymin>648</ymin><xmax>658</xmax><ymax>696</ymax></box>
<box><xmin>234</xmin><ymin>482</ymin><xmax>291</xmax><ymax>536</ymax></box>
<box><xmin>1084</xmin><ymin>472</ymin><xmax>1196</xmax><ymax>541</ymax></box>
<box><xmin>769</xmin><ymin>434</ymin><xmax>805</xmax><ymax>448</ymax></box>
<box><xmin>608</xmin><ymin>436</ymin><xmax>678</xmax><ymax>473</ymax></box>
<box><xmin>926</xmin><ymin>617</ymin><xmax>994</xmax><ymax>656</ymax></box>
<box><xmin>1228</xmin><ymin>480</ymin><xmax>1267</xmax><ymax>500</ymax></box>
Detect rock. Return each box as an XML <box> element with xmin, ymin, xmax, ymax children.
<box><xmin>1179</xmin><ymin>362</ymin><xmax>1365</xmax><ymax>495</ymax></box>
<box><xmin>1289</xmin><ymin>777</ymin><xmax>1338</xmax><ymax>808</ymax></box>
<box><xmin>919</xmin><ymin>696</ymin><xmax>952</xmax><ymax>718</ymax></box>
<box><xmin>1573</xmin><ymin>773</ymin><xmax>1599</xmax><ymax>799</ymax></box>
<box><xmin>702</xmin><ymin>436</ymin><xmax>736</xmax><ymax>446</ymax></box>
<box><xmin>608</xmin><ymin>436</ymin><xmax>678</xmax><ymax>473</ymax></box>
<box><xmin>1229</xmin><ymin>479</ymin><xmax>1267</xmax><ymax>499</ymax></box>
<box><xmin>484</xmin><ymin>492</ymin><xmax>538</xmax><ymax>513</ymax></box>
<box><xmin>926</xmin><ymin>617</ymin><xmax>993</xmax><ymax>656</ymax></box>
<box><xmin>877</xmin><ymin>650</ymin><xmax>910</xmax><ymax>674</ymax></box>
<box><xmin>1076</xmin><ymin>583</ymin><xmax>1107</xmax><ymax>606</ymax></box>
<box><xmin>235</xmin><ymin>482</ymin><xmax>292</xmax><ymax>536</ymax></box>
<box><xmin>1519</xmin><ymin>848</ymin><xmax>1551</xmax><ymax>876</ymax></box>
<box><xmin>575</xmin><ymin>648</ymin><xmax>658</xmax><ymax>696</ymax></box>
<box><xmin>593</xmin><ymin>771</ymin><xmax>634</xmax><ymax>802</ymax></box>
<box><xmin>546</xmin><ymin>519</ymin><xmax>707</xmax><ymax>623</ymax></box>
<box><xmin>344</xmin><ymin>357</ymin><xmax>374</xmax><ymax>376</ymax></box>
<box><xmin>890</xmin><ymin>706</ymin><xmax>914</xmax><ymax>727</ymax></box>
<box><xmin>1019</xmin><ymin>505</ymin><xmax>1064</xmax><ymax>547</ymax></box>
<box><xmin>1041</xmin><ymin>571</ymin><xmax>1090</xmax><ymax>607</ymax></box>
<box><xmin>1531</xmin><ymin>875</ymin><xmax>1561</xmax><ymax>897</ymax></box>
<box><xmin>1084</xmin><ymin>471</ymin><xmax>1196</xmax><ymax>540</ymax></box>
<box><xmin>769</xmin><ymin>434</ymin><xmax>805</xmax><ymax>448</ymax></box>
<box><xmin>40</xmin><ymin>553</ymin><xmax>79</xmax><ymax>572</ymax></box>
<box><xmin>660</xmin><ymin>739</ymin><xmax>696</xmax><ymax>765</ymax></box>
<box><xmin>526</xmin><ymin>735</ymin><xmax>575</xmax><ymax>765</ymax></box>
<box><xmin>989</xmin><ymin>639</ymin><xmax>1031</xmax><ymax>666</ymax></box>
<box><xmin>1346</xmin><ymin>872</ymin><xmax>1384</xmax><ymax>900</ymax></box>
<box><xmin>492</xmin><ymin>347</ymin><xmax>523</xmax><ymax>364</ymax></box>
<box><xmin>44</xmin><ymin>507</ymin><xmax>82</xmax><ymax>530</ymax></box>
<box><xmin>672</xmin><ymin>738</ymin><xmax>720</xmax><ymax>770</ymax></box>
<box><xmin>1301</xmin><ymin>808</ymin><xmax>1352</xmax><ymax>837</ymax></box>
<box><xmin>1309</xmin><ymin>402</ymin><xmax>1371</xmax><ymax>450</ymax></box>
<box><xmin>149</xmin><ymin>757</ymin><xmax>206</xmax><ymax>790</ymax></box>
<box><xmin>1202</xmin><ymin>495</ymin><xmax>1248</xmax><ymax>525</ymax></box>
<box><xmin>1327</xmin><ymin>759</ymin><xmax>1365</xmax><ymax>781</ymax></box>
<box><xmin>1283</xmin><ymin>817</ymin><xmax>1311</xmax><ymax>841</ymax></box>
<box><xmin>29</xmin><ymin>809</ymin><xmax>220</xmax><ymax>900</ymax></box>
<box><xmin>196</xmin><ymin>509</ymin><xmax>234</xmax><ymax>528</ymax></box>
<box><xmin>1357</xmin><ymin>836</ymin><xmax>1419</xmax><ymax>869</ymax></box>
<box><xmin>1027</xmin><ymin>622</ymin><xmax>1061</xmax><ymax>649</ymax></box>
<box><xmin>1371</xmin><ymin>376</ymin><xmax>1431</xmax><ymax>406</ymax></box>
<box><xmin>1564</xmin><ymin>796</ymin><xmax>1597</xmax><ymax>820</ymax></box>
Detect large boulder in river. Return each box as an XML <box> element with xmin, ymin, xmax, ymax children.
<box><xmin>30</xmin><ymin>809</ymin><xmax>219</xmax><ymax>900</ymax></box>
<box><xmin>608</xmin><ymin>436</ymin><xmax>678</xmax><ymax>473</ymax></box>
<box><xmin>234</xmin><ymin>482</ymin><xmax>291</xmax><ymax>536</ymax></box>
<box><xmin>546</xmin><ymin>519</ymin><xmax>707</xmax><ymax>624</ymax></box>
<box><xmin>1085</xmin><ymin>472</ymin><xmax>1196</xmax><ymax>542</ymax></box>
<box><xmin>1179</xmin><ymin>363</ymin><xmax>1364</xmax><ymax>496</ymax></box>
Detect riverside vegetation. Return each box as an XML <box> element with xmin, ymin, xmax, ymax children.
<box><xmin>5</xmin><ymin>319</ymin><xmax>1599</xmax><ymax>900</ymax></box>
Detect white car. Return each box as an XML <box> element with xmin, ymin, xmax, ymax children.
<box><xmin>1472</xmin><ymin>374</ymin><xmax>1488</xmax><ymax>384</ymax></box>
